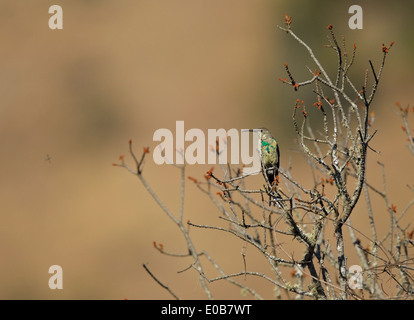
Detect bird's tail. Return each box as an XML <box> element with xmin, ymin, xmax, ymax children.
<box><xmin>269</xmin><ymin>190</ymin><xmax>285</xmax><ymax>208</ymax></box>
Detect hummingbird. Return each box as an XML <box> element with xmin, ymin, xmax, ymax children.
<box><xmin>246</xmin><ymin>127</ymin><xmax>284</xmax><ymax>207</ymax></box>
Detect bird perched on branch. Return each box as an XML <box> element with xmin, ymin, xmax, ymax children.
<box><xmin>246</xmin><ymin>127</ymin><xmax>284</xmax><ymax>208</ymax></box>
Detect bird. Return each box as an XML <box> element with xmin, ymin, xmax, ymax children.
<box><xmin>246</xmin><ymin>127</ymin><xmax>284</xmax><ymax>207</ymax></box>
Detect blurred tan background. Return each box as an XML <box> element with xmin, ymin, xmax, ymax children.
<box><xmin>0</xmin><ymin>1</ymin><xmax>413</xmax><ymax>299</ymax></box>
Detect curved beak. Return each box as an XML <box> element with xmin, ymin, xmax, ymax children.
<box><xmin>242</xmin><ymin>129</ymin><xmax>261</xmax><ymax>132</ymax></box>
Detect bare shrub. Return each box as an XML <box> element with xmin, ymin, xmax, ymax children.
<box><xmin>114</xmin><ymin>15</ymin><xmax>413</xmax><ymax>300</ymax></box>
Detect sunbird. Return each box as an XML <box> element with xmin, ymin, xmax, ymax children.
<box><xmin>246</xmin><ymin>127</ymin><xmax>284</xmax><ymax>207</ymax></box>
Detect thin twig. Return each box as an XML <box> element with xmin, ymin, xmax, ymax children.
<box><xmin>142</xmin><ymin>264</ymin><xmax>180</xmax><ymax>300</ymax></box>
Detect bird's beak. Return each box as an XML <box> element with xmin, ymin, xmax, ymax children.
<box><xmin>242</xmin><ymin>129</ymin><xmax>260</xmax><ymax>132</ymax></box>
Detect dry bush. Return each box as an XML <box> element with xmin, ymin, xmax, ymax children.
<box><xmin>114</xmin><ymin>15</ymin><xmax>413</xmax><ymax>300</ymax></box>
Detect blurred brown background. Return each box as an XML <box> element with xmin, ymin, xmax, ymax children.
<box><xmin>0</xmin><ymin>1</ymin><xmax>413</xmax><ymax>299</ymax></box>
